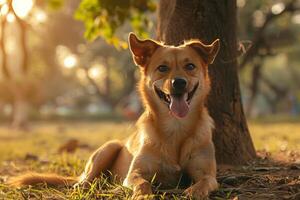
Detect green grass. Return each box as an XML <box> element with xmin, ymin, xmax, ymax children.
<box><xmin>0</xmin><ymin>121</ymin><xmax>134</xmax><ymax>162</ymax></box>
<box><xmin>249</xmin><ymin>121</ymin><xmax>300</xmax><ymax>152</ymax></box>
<box><xmin>0</xmin><ymin>119</ymin><xmax>299</xmax><ymax>199</ymax></box>
<box><xmin>0</xmin><ymin>121</ymin><xmax>137</xmax><ymax>199</ymax></box>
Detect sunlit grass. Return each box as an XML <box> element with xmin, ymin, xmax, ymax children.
<box><xmin>0</xmin><ymin>119</ymin><xmax>299</xmax><ymax>199</ymax></box>
<box><xmin>0</xmin><ymin>121</ymin><xmax>134</xmax><ymax>162</ymax></box>
<box><xmin>249</xmin><ymin>121</ymin><xmax>300</xmax><ymax>152</ymax></box>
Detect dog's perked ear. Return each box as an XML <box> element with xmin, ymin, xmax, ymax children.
<box><xmin>186</xmin><ymin>39</ymin><xmax>220</xmax><ymax>65</ymax></box>
<box><xmin>128</xmin><ymin>32</ymin><xmax>161</xmax><ymax>67</ymax></box>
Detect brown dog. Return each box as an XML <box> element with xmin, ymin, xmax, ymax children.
<box><xmin>10</xmin><ymin>33</ymin><xmax>220</xmax><ymax>199</ymax></box>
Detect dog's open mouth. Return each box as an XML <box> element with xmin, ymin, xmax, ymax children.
<box><xmin>154</xmin><ymin>82</ymin><xmax>199</xmax><ymax>118</ymax></box>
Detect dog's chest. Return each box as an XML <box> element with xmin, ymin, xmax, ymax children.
<box><xmin>156</xmin><ymin>156</ymin><xmax>183</xmax><ymax>188</ymax></box>
<box><xmin>153</xmin><ymin>142</ymin><xmax>190</xmax><ymax>187</ymax></box>
<box><xmin>161</xmin><ymin>117</ymin><xmax>189</xmax><ymax>135</ymax></box>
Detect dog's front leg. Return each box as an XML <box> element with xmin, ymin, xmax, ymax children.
<box><xmin>125</xmin><ymin>169</ymin><xmax>153</xmax><ymax>199</ymax></box>
<box><xmin>184</xmin><ymin>142</ymin><xmax>218</xmax><ymax>199</ymax></box>
<box><xmin>123</xmin><ymin>154</ymin><xmax>158</xmax><ymax>199</ymax></box>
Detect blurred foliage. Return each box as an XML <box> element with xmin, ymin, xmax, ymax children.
<box><xmin>75</xmin><ymin>0</ymin><xmax>156</xmax><ymax>48</ymax></box>
<box><xmin>237</xmin><ymin>0</ymin><xmax>300</xmax><ymax>116</ymax></box>
<box><xmin>43</xmin><ymin>0</ymin><xmax>65</xmax><ymax>10</ymax></box>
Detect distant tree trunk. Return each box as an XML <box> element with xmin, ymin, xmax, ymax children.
<box><xmin>11</xmin><ymin>12</ymin><xmax>30</xmax><ymax>129</ymax></box>
<box><xmin>246</xmin><ymin>62</ymin><xmax>262</xmax><ymax>116</ymax></box>
<box><xmin>157</xmin><ymin>0</ymin><xmax>256</xmax><ymax>165</ymax></box>
<box><xmin>18</xmin><ymin>18</ymin><xmax>29</xmax><ymax>74</ymax></box>
<box><xmin>261</xmin><ymin>76</ymin><xmax>288</xmax><ymax>114</ymax></box>
<box><xmin>0</xmin><ymin>17</ymin><xmax>10</xmax><ymax>78</ymax></box>
<box><xmin>123</xmin><ymin>58</ymin><xmax>136</xmax><ymax>96</ymax></box>
<box><xmin>104</xmin><ymin>59</ymin><xmax>110</xmax><ymax>97</ymax></box>
<box><xmin>10</xmin><ymin>82</ymin><xmax>29</xmax><ymax>129</ymax></box>
<box><xmin>81</xmin><ymin>66</ymin><xmax>114</xmax><ymax>109</ymax></box>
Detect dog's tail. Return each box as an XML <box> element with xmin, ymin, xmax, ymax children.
<box><xmin>9</xmin><ymin>140</ymin><xmax>125</xmax><ymax>187</ymax></box>
<box><xmin>8</xmin><ymin>173</ymin><xmax>78</xmax><ymax>187</ymax></box>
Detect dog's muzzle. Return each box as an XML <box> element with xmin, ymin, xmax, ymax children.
<box><xmin>154</xmin><ymin>82</ymin><xmax>199</xmax><ymax>118</ymax></box>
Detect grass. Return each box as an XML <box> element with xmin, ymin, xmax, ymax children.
<box><xmin>0</xmin><ymin>121</ymin><xmax>133</xmax><ymax>162</ymax></box>
<box><xmin>0</xmin><ymin>121</ymin><xmax>136</xmax><ymax>199</ymax></box>
<box><xmin>0</xmin><ymin>119</ymin><xmax>299</xmax><ymax>199</ymax></box>
<box><xmin>249</xmin><ymin>121</ymin><xmax>300</xmax><ymax>152</ymax></box>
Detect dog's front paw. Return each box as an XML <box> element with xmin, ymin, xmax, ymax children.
<box><xmin>131</xmin><ymin>194</ymin><xmax>153</xmax><ymax>200</ymax></box>
<box><xmin>184</xmin><ymin>177</ymin><xmax>218</xmax><ymax>200</ymax></box>
<box><xmin>131</xmin><ymin>181</ymin><xmax>153</xmax><ymax>200</ymax></box>
<box><xmin>184</xmin><ymin>185</ymin><xmax>209</xmax><ymax>200</ymax></box>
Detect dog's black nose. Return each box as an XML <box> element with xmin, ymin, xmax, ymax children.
<box><xmin>172</xmin><ymin>78</ymin><xmax>187</xmax><ymax>92</ymax></box>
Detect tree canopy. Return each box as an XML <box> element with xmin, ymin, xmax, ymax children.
<box><xmin>75</xmin><ymin>0</ymin><xmax>156</xmax><ymax>48</ymax></box>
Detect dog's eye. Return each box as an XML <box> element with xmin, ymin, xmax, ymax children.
<box><xmin>185</xmin><ymin>63</ymin><xmax>196</xmax><ymax>71</ymax></box>
<box><xmin>157</xmin><ymin>65</ymin><xmax>170</xmax><ymax>73</ymax></box>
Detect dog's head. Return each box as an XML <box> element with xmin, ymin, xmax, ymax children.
<box><xmin>128</xmin><ymin>33</ymin><xmax>220</xmax><ymax>119</ymax></box>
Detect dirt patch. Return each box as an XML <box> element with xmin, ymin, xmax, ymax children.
<box><xmin>210</xmin><ymin>151</ymin><xmax>300</xmax><ymax>200</ymax></box>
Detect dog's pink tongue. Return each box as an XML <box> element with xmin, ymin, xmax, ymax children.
<box><xmin>169</xmin><ymin>94</ymin><xmax>189</xmax><ymax>118</ymax></box>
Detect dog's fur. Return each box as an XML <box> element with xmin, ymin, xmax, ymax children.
<box><xmin>9</xmin><ymin>33</ymin><xmax>220</xmax><ymax>199</ymax></box>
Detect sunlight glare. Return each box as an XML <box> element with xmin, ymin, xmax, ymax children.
<box><xmin>271</xmin><ymin>3</ymin><xmax>285</xmax><ymax>15</ymax></box>
<box><xmin>6</xmin><ymin>12</ymin><xmax>15</xmax><ymax>23</ymax></box>
<box><xmin>0</xmin><ymin>3</ymin><xmax>8</xmax><ymax>16</ymax></box>
<box><xmin>237</xmin><ymin>0</ymin><xmax>246</xmax><ymax>8</ymax></box>
<box><xmin>63</xmin><ymin>55</ymin><xmax>78</xmax><ymax>69</ymax></box>
<box><xmin>35</xmin><ymin>9</ymin><xmax>47</xmax><ymax>23</ymax></box>
<box><xmin>88</xmin><ymin>64</ymin><xmax>105</xmax><ymax>79</ymax></box>
<box><xmin>12</xmin><ymin>0</ymin><xmax>34</xmax><ymax>19</ymax></box>
<box><xmin>292</xmin><ymin>13</ymin><xmax>300</xmax><ymax>24</ymax></box>
<box><xmin>0</xmin><ymin>0</ymin><xmax>6</xmax><ymax>5</ymax></box>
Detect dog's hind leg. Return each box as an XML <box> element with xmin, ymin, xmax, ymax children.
<box><xmin>78</xmin><ymin>140</ymin><xmax>123</xmax><ymax>184</ymax></box>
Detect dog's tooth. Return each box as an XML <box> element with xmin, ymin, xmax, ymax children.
<box><xmin>184</xmin><ymin>93</ymin><xmax>188</xmax><ymax>101</ymax></box>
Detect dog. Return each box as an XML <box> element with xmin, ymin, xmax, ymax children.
<box><xmin>9</xmin><ymin>33</ymin><xmax>220</xmax><ymax>199</ymax></box>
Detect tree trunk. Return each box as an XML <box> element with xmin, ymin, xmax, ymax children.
<box><xmin>157</xmin><ymin>0</ymin><xmax>256</xmax><ymax>165</ymax></box>
<box><xmin>12</xmin><ymin>96</ymin><xmax>29</xmax><ymax>129</ymax></box>
<box><xmin>0</xmin><ymin>16</ymin><xmax>10</xmax><ymax>78</ymax></box>
<box><xmin>246</xmin><ymin>62</ymin><xmax>262</xmax><ymax>116</ymax></box>
<box><xmin>10</xmin><ymin>82</ymin><xmax>29</xmax><ymax>129</ymax></box>
<box><xmin>10</xmin><ymin>4</ymin><xmax>30</xmax><ymax>129</ymax></box>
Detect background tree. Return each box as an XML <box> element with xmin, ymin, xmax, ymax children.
<box><xmin>0</xmin><ymin>0</ymin><xmax>33</xmax><ymax>128</ymax></box>
<box><xmin>0</xmin><ymin>0</ymin><xmax>86</xmax><ymax>127</ymax></box>
<box><xmin>238</xmin><ymin>0</ymin><xmax>300</xmax><ymax>116</ymax></box>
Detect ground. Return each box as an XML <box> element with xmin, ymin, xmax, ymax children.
<box><xmin>0</xmin><ymin>119</ymin><xmax>299</xmax><ymax>199</ymax></box>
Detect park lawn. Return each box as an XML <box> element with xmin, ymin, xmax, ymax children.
<box><xmin>0</xmin><ymin>120</ymin><xmax>299</xmax><ymax>199</ymax></box>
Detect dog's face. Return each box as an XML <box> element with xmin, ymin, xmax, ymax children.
<box><xmin>129</xmin><ymin>33</ymin><xmax>220</xmax><ymax>118</ymax></box>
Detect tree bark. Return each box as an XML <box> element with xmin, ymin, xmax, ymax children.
<box><xmin>157</xmin><ymin>0</ymin><xmax>256</xmax><ymax>165</ymax></box>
